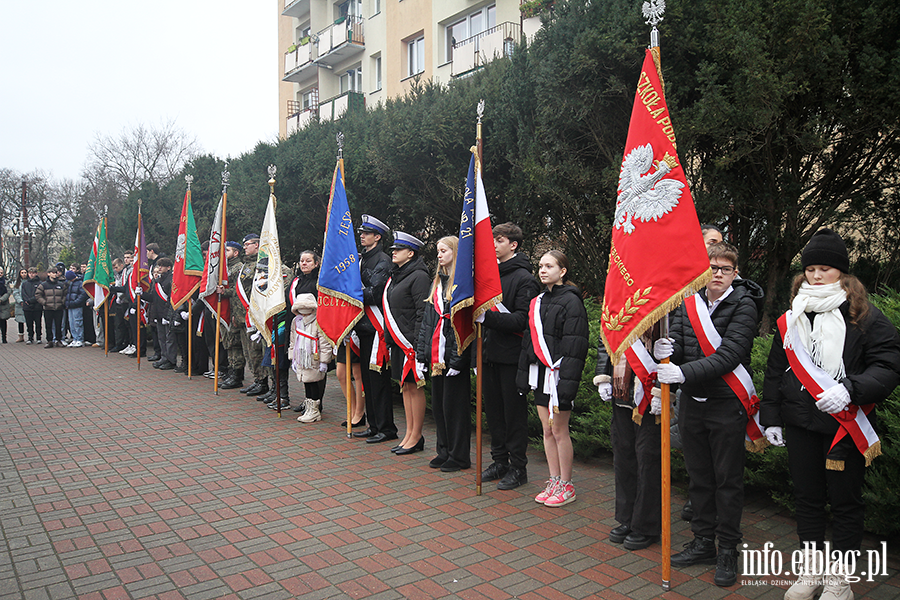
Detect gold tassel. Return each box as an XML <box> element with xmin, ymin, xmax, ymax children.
<box><xmin>864</xmin><ymin>441</ymin><xmax>882</xmax><ymax>467</ymax></box>
<box><xmin>825</xmin><ymin>459</ymin><xmax>845</xmax><ymax>471</ymax></box>
<box><xmin>746</xmin><ymin>437</ymin><xmax>770</xmax><ymax>453</ymax></box>
<box><xmin>632</xmin><ymin>405</ymin><xmax>644</xmax><ymax>425</ymax></box>
<box><xmin>655</xmin><ymin>415</ymin><xmax>662</xmax><ymax>425</ymax></box>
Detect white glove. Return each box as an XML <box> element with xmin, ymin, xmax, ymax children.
<box><xmin>134</xmin><ymin>286</ymin><xmax>142</xmax><ymax>294</ymax></box>
<box><xmin>250</xmin><ymin>332</ymin><xmax>262</xmax><ymax>342</ymax></box>
<box><xmin>657</xmin><ymin>363</ymin><xmax>685</xmax><ymax>384</ymax></box>
<box><xmin>173</xmin><ymin>321</ymin><xmax>181</xmax><ymax>326</ymax></box>
<box><xmin>653</xmin><ymin>337</ymin><xmax>674</xmax><ymax>360</ymax></box>
<box><xmin>416</xmin><ymin>361</ymin><xmax>426</xmax><ymax>375</ymax></box>
<box><xmin>816</xmin><ymin>385</ymin><xmax>851</xmax><ymax>414</ymax></box>
<box><xmin>180</xmin><ymin>311</ymin><xmax>188</xmax><ymax>320</ymax></box>
<box><xmin>650</xmin><ymin>390</ymin><xmax>663</xmax><ymax>416</ymax></box>
<box><xmin>446</xmin><ymin>368</ymin><xmax>460</xmax><ymax>377</ymax></box>
<box><xmin>318</xmin><ymin>362</ymin><xmax>328</xmax><ymax>373</ymax></box>
<box><xmin>473</xmin><ymin>367</ymin><xmax>477</xmax><ymax>376</ymax></box>
<box><xmin>129</xmin><ymin>308</ymin><xmax>136</xmax><ymax>315</ymax></box>
<box><xmin>475</xmin><ymin>312</ymin><xmax>485</xmax><ymax>323</ymax></box>
<box><xmin>597</xmin><ymin>382</ymin><xmax>612</xmax><ymax>402</ymax></box>
<box><xmin>161</xmin><ymin>319</ymin><xmax>170</xmax><ymax>325</ymax></box>
<box><xmin>765</xmin><ymin>426</ymin><xmax>785</xmax><ymax>447</ymax></box>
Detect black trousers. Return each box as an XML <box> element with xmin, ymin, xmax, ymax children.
<box><xmin>24</xmin><ymin>307</ymin><xmax>42</xmax><ymax>340</ymax></box>
<box><xmin>680</xmin><ymin>394</ymin><xmax>746</xmax><ymax>548</ymax></box>
<box><xmin>482</xmin><ymin>362</ymin><xmax>529</xmax><ymax>469</ymax></box>
<box><xmin>431</xmin><ymin>371</ymin><xmax>472</xmax><ymax>468</ymax></box>
<box><xmin>358</xmin><ymin>333</ymin><xmax>397</xmax><ymax>436</ymax></box>
<box><xmin>43</xmin><ymin>309</ymin><xmax>64</xmax><ymax>342</ymax></box>
<box><xmin>611</xmin><ymin>403</ymin><xmax>661</xmax><ymax>537</ymax></box>
<box><xmin>83</xmin><ymin>305</ymin><xmax>96</xmax><ymax>344</ymax></box>
<box><xmin>304</xmin><ymin>379</ymin><xmax>326</xmax><ymax>401</ymax></box>
<box><xmin>785</xmin><ymin>425</ymin><xmax>865</xmax><ymax>552</ymax></box>
<box><xmin>114</xmin><ymin>303</ymin><xmax>130</xmax><ymax>347</ymax></box>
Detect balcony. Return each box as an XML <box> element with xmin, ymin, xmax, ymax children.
<box><xmin>314</xmin><ymin>16</ymin><xmax>365</xmax><ymax>68</ymax></box>
<box><xmin>284</xmin><ymin>42</ymin><xmax>316</xmax><ymax>83</ymax></box>
<box><xmin>282</xmin><ymin>0</ymin><xmax>310</xmax><ymax>19</ymax></box>
<box><xmin>286</xmin><ymin>98</ymin><xmax>318</xmax><ymax>135</ymax></box>
<box><xmin>451</xmin><ymin>21</ymin><xmax>520</xmax><ymax>78</ymax></box>
<box><xmin>317</xmin><ymin>91</ymin><xmax>364</xmax><ymax>122</ymax></box>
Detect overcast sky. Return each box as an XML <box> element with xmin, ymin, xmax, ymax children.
<box><xmin>0</xmin><ymin>1</ymin><xmax>276</xmax><ymax>182</ymax></box>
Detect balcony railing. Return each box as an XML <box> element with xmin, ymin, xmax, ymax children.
<box><xmin>284</xmin><ymin>42</ymin><xmax>314</xmax><ymax>78</ymax></box>
<box><xmin>451</xmin><ymin>21</ymin><xmax>520</xmax><ymax>77</ymax></box>
<box><xmin>317</xmin><ymin>91</ymin><xmax>365</xmax><ymax>122</ymax></box>
<box><xmin>314</xmin><ymin>16</ymin><xmax>365</xmax><ymax>67</ymax></box>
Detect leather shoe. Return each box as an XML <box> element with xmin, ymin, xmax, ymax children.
<box><xmin>609</xmin><ymin>524</ymin><xmax>631</xmax><ymax>544</ymax></box>
<box><xmin>157</xmin><ymin>361</ymin><xmax>175</xmax><ymax>370</ymax></box>
<box><xmin>245</xmin><ymin>381</ymin><xmax>269</xmax><ymax>396</ymax></box>
<box><xmin>257</xmin><ymin>388</ymin><xmax>276</xmax><ymax>402</ymax></box>
<box><xmin>497</xmin><ymin>467</ymin><xmax>527</xmax><ymax>490</ymax></box>
<box><xmin>395</xmin><ymin>437</ymin><xmax>425</xmax><ymax>455</ymax></box>
<box><xmin>481</xmin><ymin>462</ymin><xmax>509</xmax><ymax>481</ymax></box>
<box><xmin>714</xmin><ymin>548</ymin><xmax>738</xmax><ymax>587</ymax></box>
<box><xmin>390</xmin><ymin>444</ymin><xmax>402</xmax><ymax>453</ymax></box>
<box><xmin>366</xmin><ymin>432</ymin><xmax>398</xmax><ymax>444</ymax></box>
<box><xmin>147</xmin><ymin>354</ymin><xmax>161</xmax><ymax>362</ymax></box>
<box><xmin>671</xmin><ymin>536</ymin><xmax>717</xmax><ymax>567</ymax></box>
<box><xmin>440</xmin><ymin>458</ymin><xmax>470</xmax><ymax>472</ymax></box>
<box><xmin>219</xmin><ymin>377</ymin><xmax>244</xmax><ymax>390</ymax></box>
<box><xmin>681</xmin><ymin>499</ymin><xmax>694</xmax><ymax>522</ymax></box>
<box><xmin>429</xmin><ymin>456</ymin><xmax>447</xmax><ymax>469</ymax></box>
<box><xmin>623</xmin><ymin>532</ymin><xmax>659</xmax><ymax>550</ymax></box>
<box><xmin>353</xmin><ymin>428</ymin><xmax>375</xmax><ymax>438</ymax></box>
<box><xmin>239</xmin><ymin>383</ymin><xmax>255</xmax><ymax>393</ymax></box>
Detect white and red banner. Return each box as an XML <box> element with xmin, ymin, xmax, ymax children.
<box><xmin>198</xmin><ymin>194</ymin><xmax>231</xmax><ymax>331</ymax></box>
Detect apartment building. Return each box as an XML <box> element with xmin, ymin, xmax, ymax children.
<box><xmin>278</xmin><ymin>0</ymin><xmax>538</xmax><ymax>138</ymax></box>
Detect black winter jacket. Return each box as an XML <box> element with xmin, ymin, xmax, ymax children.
<box><xmin>761</xmin><ymin>302</ymin><xmax>900</xmax><ymax>436</ymax></box>
<box><xmin>286</xmin><ymin>267</ymin><xmax>319</xmax><ymax>307</ymax></box>
<box><xmin>416</xmin><ymin>273</ymin><xmax>471</xmax><ymax>372</ymax></box>
<box><xmin>21</xmin><ymin>277</ymin><xmax>42</xmax><ymax>308</ymax></box>
<box><xmin>64</xmin><ymin>277</ymin><xmax>89</xmax><ymax>309</ymax></box>
<box><xmin>148</xmin><ymin>271</ymin><xmax>173</xmax><ymax>322</ymax></box>
<box><xmin>385</xmin><ymin>256</ymin><xmax>430</xmax><ymax>346</ymax></box>
<box><xmin>669</xmin><ymin>279</ymin><xmax>764</xmax><ymax>401</ymax></box>
<box><xmin>516</xmin><ymin>284</ymin><xmax>589</xmax><ymax>403</ymax></box>
<box><xmin>35</xmin><ymin>279</ymin><xmax>66</xmax><ymax>311</ymax></box>
<box><xmin>483</xmin><ymin>253</ymin><xmax>540</xmax><ymax>365</ymax></box>
<box><xmin>356</xmin><ymin>244</ymin><xmax>392</xmax><ymax>336</ymax></box>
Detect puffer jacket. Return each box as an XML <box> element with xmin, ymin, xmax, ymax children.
<box><xmin>384</xmin><ymin>256</ymin><xmax>430</xmax><ymax>346</ymax></box>
<box><xmin>483</xmin><ymin>253</ymin><xmax>540</xmax><ymax>365</ymax></box>
<box><xmin>516</xmin><ymin>284</ymin><xmax>589</xmax><ymax>403</ymax></box>
<box><xmin>35</xmin><ymin>278</ymin><xmax>66</xmax><ymax>311</ymax></box>
<box><xmin>289</xmin><ymin>294</ymin><xmax>334</xmax><ymax>383</ymax></box>
<box><xmin>761</xmin><ymin>301</ymin><xmax>900</xmax><ymax>436</ymax></box>
<box><xmin>417</xmin><ymin>273</ymin><xmax>471</xmax><ymax>374</ymax></box>
<box><xmin>63</xmin><ymin>277</ymin><xmax>89</xmax><ymax>309</ymax></box>
<box><xmin>669</xmin><ymin>279</ymin><xmax>764</xmax><ymax>401</ymax></box>
<box><xmin>12</xmin><ymin>288</ymin><xmax>25</xmax><ymax>323</ymax></box>
<box><xmin>355</xmin><ymin>244</ymin><xmax>392</xmax><ymax>336</ymax></box>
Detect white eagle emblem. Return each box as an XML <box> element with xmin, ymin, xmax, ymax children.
<box><xmin>175</xmin><ymin>233</ymin><xmax>186</xmax><ymax>262</ymax></box>
<box><xmin>615</xmin><ymin>143</ymin><xmax>683</xmax><ymax>234</ymax></box>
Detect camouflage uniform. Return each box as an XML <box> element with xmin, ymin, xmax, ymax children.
<box><xmin>219</xmin><ymin>255</ymin><xmax>246</xmax><ymax>376</ymax></box>
<box><xmin>237</xmin><ymin>254</ymin><xmax>266</xmax><ymax>382</ymax></box>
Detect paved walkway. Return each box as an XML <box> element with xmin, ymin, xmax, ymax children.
<box><xmin>0</xmin><ymin>342</ymin><xmax>896</xmax><ymax>600</ymax></box>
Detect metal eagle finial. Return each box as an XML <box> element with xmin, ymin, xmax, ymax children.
<box><xmin>222</xmin><ymin>162</ymin><xmax>230</xmax><ymax>192</ymax></box>
<box><xmin>268</xmin><ymin>165</ymin><xmax>277</xmax><ymax>195</ymax></box>
<box><xmin>642</xmin><ymin>0</ymin><xmax>665</xmax><ymax>47</ymax></box>
<box><xmin>477</xmin><ymin>99</ymin><xmax>485</xmax><ymax>124</ymax></box>
<box><xmin>336</xmin><ymin>131</ymin><xmax>345</xmax><ymax>159</ymax></box>
<box><xmin>185</xmin><ymin>174</ymin><xmax>193</xmax><ymax>191</ymax></box>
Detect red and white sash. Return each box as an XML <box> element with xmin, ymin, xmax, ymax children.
<box><xmin>430</xmin><ymin>282</ymin><xmax>448</xmax><ymax>375</ymax></box>
<box><xmin>625</xmin><ymin>340</ymin><xmax>658</xmax><ymax>423</ymax></box>
<box><xmin>363</xmin><ymin>305</ymin><xmax>389</xmax><ymax>370</ymax></box>
<box><xmin>382</xmin><ymin>277</ymin><xmax>424</xmax><ymax>386</ymax></box>
<box><xmin>292</xmin><ymin>317</ymin><xmax>319</xmax><ymax>371</ymax></box>
<box><xmin>777</xmin><ymin>312</ymin><xmax>880</xmax><ymax>468</ymax></box>
<box><xmin>684</xmin><ymin>293</ymin><xmax>767</xmax><ymax>451</ymax></box>
<box><xmin>528</xmin><ymin>293</ymin><xmax>564</xmax><ymax>422</ymax></box>
<box><xmin>235</xmin><ymin>279</ymin><xmax>252</xmax><ymax>329</ymax></box>
<box><xmin>154</xmin><ymin>282</ymin><xmax>168</xmax><ymax>303</ymax></box>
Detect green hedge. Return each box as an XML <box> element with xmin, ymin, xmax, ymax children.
<box><xmin>542</xmin><ymin>291</ymin><xmax>900</xmax><ymax>537</ymax></box>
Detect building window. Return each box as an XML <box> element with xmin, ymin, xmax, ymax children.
<box><xmin>408</xmin><ymin>37</ymin><xmax>424</xmax><ymax>77</ymax></box>
<box><xmin>301</xmin><ymin>89</ymin><xmax>317</xmax><ymax>110</ymax></box>
<box><xmin>340</xmin><ymin>68</ymin><xmax>362</xmax><ymax>93</ymax></box>
<box><xmin>446</xmin><ymin>5</ymin><xmax>496</xmax><ymax>62</ymax></box>
<box><xmin>372</xmin><ymin>0</ymin><xmax>380</xmax><ymax>15</ymax></box>
<box><xmin>374</xmin><ymin>56</ymin><xmax>382</xmax><ymax>90</ymax></box>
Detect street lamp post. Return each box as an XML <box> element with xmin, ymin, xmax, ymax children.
<box><xmin>21</xmin><ymin>176</ymin><xmax>30</xmax><ymax>269</ymax></box>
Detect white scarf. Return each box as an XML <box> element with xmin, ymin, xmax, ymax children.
<box><xmin>785</xmin><ymin>282</ymin><xmax>846</xmax><ymax>380</ymax></box>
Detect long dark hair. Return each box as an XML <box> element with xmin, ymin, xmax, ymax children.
<box><xmin>790</xmin><ymin>272</ymin><xmax>870</xmax><ymax>326</ymax></box>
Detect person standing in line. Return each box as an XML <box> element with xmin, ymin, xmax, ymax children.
<box><xmin>383</xmin><ymin>232</ymin><xmax>430</xmax><ymax>454</ymax></box>
<box><xmin>761</xmin><ymin>229</ymin><xmax>900</xmax><ymax>600</ymax></box>
<box><xmin>0</xmin><ymin>267</ymin><xmax>10</xmax><ymax>343</ymax></box>
<box><xmin>11</xmin><ymin>269</ymin><xmax>28</xmax><ymax>342</ymax></box>
<box><xmin>417</xmin><ymin>236</ymin><xmax>472</xmax><ymax>471</ymax></box>
<box><xmin>278</xmin><ymin>251</ymin><xmax>322</xmax><ymax>413</ymax></box>
<box><xmin>35</xmin><ymin>267</ymin><xmax>66</xmax><ymax>348</ymax></box>
<box><xmin>62</xmin><ymin>270</ymin><xmax>88</xmax><ymax>347</ymax></box>
<box><xmin>289</xmin><ymin>293</ymin><xmax>333</xmax><ymax>423</ymax></box>
<box><xmin>517</xmin><ymin>251</ymin><xmax>589</xmax><ymax>507</ymax></box>
<box><xmin>21</xmin><ymin>268</ymin><xmax>43</xmax><ymax>344</ymax></box>
<box><xmin>480</xmin><ymin>223</ymin><xmax>540</xmax><ymax>490</ymax></box>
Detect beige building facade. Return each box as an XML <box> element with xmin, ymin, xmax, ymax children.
<box><xmin>278</xmin><ymin>0</ymin><xmax>533</xmax><ymax>138</ymax></box>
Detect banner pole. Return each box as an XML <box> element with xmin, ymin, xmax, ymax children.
<box><xmin>136</xmin><ymin>292</ymin><xmax>141</xmax><ymax>370</ymax></box>
<box><xmin>661</xmin><ymin>315</ymin><xmax>672</xmax><ymax>591</ymax></box>
<box><xmin>188</xmin><ymin>302</ymin><xmax>193</xmax><ymax>379</ymax></box>
<box><xmin>475</xmin><ymin>323</ymin><xmax>483</xmax><ymax>496</ymax></box>
<box><xmin>215</xmin><ymin>167</ymin><xmax>230</xmax><ymax>395</ymax></box>
<box><xmin>104</xmin><ymin>301</ymin><xmax>109</xmax><ymax>356</ymax></box>
<box><xmin>214</xmin><ymin>299</ymin><xmax>222</xmax><ymax>394</ymax></box>
<box><xmin>346</xmin><ymin>343</ymin><xmax>352</xmax><ymax>438</ymax></box>
<box><xmin>275</xmin><ymin>335</ymin><xmax>282</xmax><ymax>418</ymax></box>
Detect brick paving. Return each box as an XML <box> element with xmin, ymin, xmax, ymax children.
<box><xmin>0</xmin><ymin>341</ymin><xmax>897</xmax><ymax>600</ymax></box>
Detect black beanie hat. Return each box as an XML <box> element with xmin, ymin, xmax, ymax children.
<box><xmin>801</xmin><ymin>228</ymin><xmax>849</xmax><ymax>273</ymax></box>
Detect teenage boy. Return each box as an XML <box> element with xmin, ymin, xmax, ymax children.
<box><xmin>21</xmin><ymin>268</ymin><xmax>43</xmax><ymax>344</ymax></box>
<box><xmin>654</xmin><ymin>242</ymin><xmax>764</xmax><ymax>587</ymax></box>
<box><xmin>480</xmin><ymin>223</ymin><xmax>540</xmax><ymax>489</ymax></box>
<box><xmin>35</xmin><ymin>267</ymin><xmax>66</xmax><ymax>347</ymax></box>
<box><xmin>149</xmin><ymin>258</ymin><xmax>177</xmax><ymax>370</ymax></box>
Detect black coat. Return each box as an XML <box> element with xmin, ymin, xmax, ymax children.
<box><xmin>385</xmin><ymin>256</ymin><xmax>430</xmax><ymax>346</ymax></box>
<box><xmin>516</xmin><ymin>284</ymin><xmax>589</xmax><ymax>403</ymax></box>
<box><xmin>356</xmin><ymin>244</ymin><xmax>392</xmax><ymax>336</ymax></box>
<box><xmin>669</xmin><ymin>279</ymin><xmax>764</xmax><ymax>401</ymax></box>
<box><xmin>417</xmin><ymin>273</ymin><xmax>470</xmax><ymax>372</ymax></box>
<box><xmin>761</xmin><ymin>302</ymin><xmax>900</xmax><ymax>436</ymax></box>
<box><xmin>286</xmin><ymin>267</ymin><xmax>319</xmax><ymax>307</ymax></box>
<box><xmin>483</xmin><ymin>253</ymin><xmax>540</xmax><ymax>365</ymax></box>
<box><xmin>148</xmin><ymin>271</ymin><xmax>173</xmax><ymax>322</ymax></box>
<box><xmin>21</xmin><ymin>277</ymin><xmax>42</xmax><ymax>308</ymax></box>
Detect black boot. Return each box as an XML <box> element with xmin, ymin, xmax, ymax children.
<box><xmin>714</xmin><ymin>547</ymin><xmax>738</xmax><ymax>587</ymax></box>
<box><xmin>245</xmin><ymin>379</ymin><xmax>269</xmax><ymax>396</ymax></box>
<box><xmin>681</xmin><ymin>499</ymin><xmax>694</xmax><ymax>522</ymax></box>
<box><xmin>257</xmin><ymin>387</ymin><xmax>276</xmax><ymax>402</ymax></box>
<box><xmin>219</xmin><ymin>372</ymin><xmax>243</xmax><ymax>390</ymax></box>
<box><xmin>671</xmin><ymin>535</ymin><xmax>717</xmax><ymax>567</ymax></box>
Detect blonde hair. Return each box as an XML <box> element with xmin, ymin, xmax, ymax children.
<box><xmin>427</xmin><ymin>236</ymin><xmax>458</xmax><ymax>303</ymax></box>
<box><xmin>790</xmin><ymin>271</ymin><xmax>870</xmax><ymax>326</ymax></box>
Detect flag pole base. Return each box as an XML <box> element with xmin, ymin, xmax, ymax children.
<box><xmin>476</xmin><ymin>485</ymin><xmax>482</xmax><ymax>496</ymax></box>
<box><xmin>662</xmin><ymin>580</ymin><xmax>670</xmax><ymax>592</ymax></box>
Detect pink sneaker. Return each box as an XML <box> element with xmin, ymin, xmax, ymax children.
<box><xmin>535</xmin><ymin>477</ymin><xmax>559</xmax><ymax>503</ymax></box>
<box><xmin>544</xmin><ymin>481</ymin><xmax>576</xmax><ymax>507</ymax></box>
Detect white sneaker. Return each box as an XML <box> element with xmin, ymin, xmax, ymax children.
<box><xmin>120</xmin><ymin>345</ymin><xmax>135</xmax><ymax>354</ymax></box>
<box><xmin>298</xmin><ymin>399</ymin><xmax>321</xmax><ymax>423</ymax></box>
<box><xmin>819</xmin><ymin>576</ymin><xmax>853</xmax><ymax>600</ymax></box>
<box><xmin>70</xmin><ymin>341</ymin><xmax>83</xmax><ymax>348</ymax></box>
<box><xmin>785</xmin><ymin>550</ymin><xmax>824</xmax><ymax>600</ymax></box>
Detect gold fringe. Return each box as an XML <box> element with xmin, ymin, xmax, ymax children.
<box><xmin>449</xmin><ymin>297</ymin><xmax>475</xmax><ymax>351</ymax></box>
<box><xmin>825</xmin><ymin>459</ymin><xmax>845</xmax><ymax>472</ymax></box>
<box><xmin>864</xmin><ymin>441</ymin><xmax>882</xmax><ymax>467</ymax></box>
<box><xmin>655</xmin><ymin>415</ymin><xmax>662</xmax><ymax>425</ymax></box>
<box><xmin>602</xmin><ymin>269</ymin><xmax>712</xmax><ymax>365</ymax></box>
<box><xmin>632</xmin><ymin>405</ymin><xmax>643</xmax><ymax>426</ymax></box>
<box><xmin>746</xmin><ymin>437</ymin><xmax>770</xmax><ymax>454</ymax></box>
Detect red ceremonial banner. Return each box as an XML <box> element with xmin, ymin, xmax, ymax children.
<box><xmin>600</xmin><ymin>48</ymin><xmax>711</xmax><ymax>363</ymax></box>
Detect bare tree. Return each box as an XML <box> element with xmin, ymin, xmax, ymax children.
<box><xmin>24</xmin><ymin>172</ymin><xmax>77</xmax><ymax>270</ymax></box>
<box><xmin>83</xmin><ymin>119</ymin><xmax>200</xmax><ymax>197</ymax></box>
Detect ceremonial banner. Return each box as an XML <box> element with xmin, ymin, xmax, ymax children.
<box><xmin>317</xmin><ymin>159</ymin><xmax>364</xmax><ymax>346</ymax></box>
<box><xmin>198</xmin><ymin>194</ymin><xmax>231</xmax><ymax>330</ymax></box>
<box><xmin>248</xmin><ymin>179</ymin><xmax>285</xmax><ymax>341</ymax></box>
<box><xmin>600</xmin><ymin>48</ymin><xmax>711</xmax><ymax>363</ymax></box>
<box><xmin>171</xmin><ymin>189</ymin><xmax>204</xmax><ymax>309</ymax></box>
<box><xmin>83</xmin><ymin>218</ymin><xmax>113</xmax><ymax>308</ymax></box>
<box><xmin>450</xmin><ymin>153</ymin><xmax>502</xmax><ymax>352</ymax></box>
<box><xmin>128</xmin><ymin>210</ymin><xmax>151</xmax><ymax>302</ymax></box>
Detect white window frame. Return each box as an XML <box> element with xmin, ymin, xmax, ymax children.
<box><xmin>445</xmin><ymin>5</ymin><xmax>496</xmax><ymax>62</ymax></box>
<box><xmin>408</xmin><ymin>36</ymin><xmax>425</xmax><ymax>77</ymax></box>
